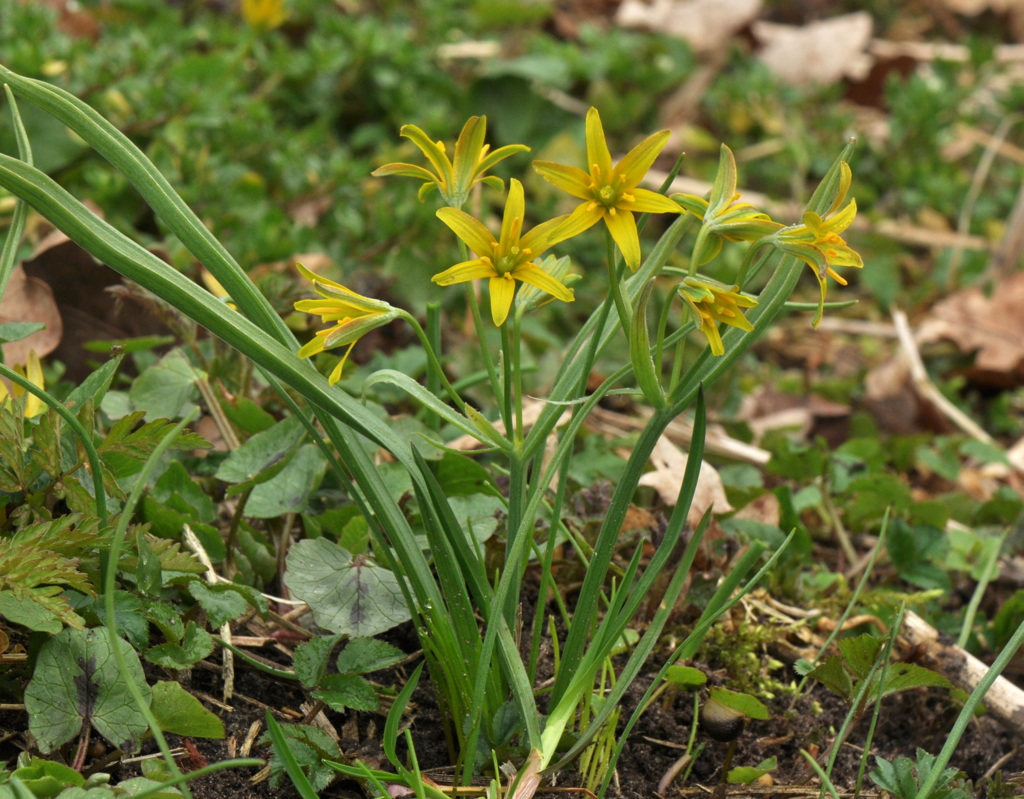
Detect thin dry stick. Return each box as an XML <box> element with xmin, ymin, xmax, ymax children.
<box><xmin>184</xmin><ymin>524</ymin><xmax>235</xmax><ymax>700</ymax></box>
<box><xmin>892</xmin><ymin>308</ymin><xmax>997</xmax><ymax>444</ymax></box>
<box><xmin>947</xmin><ymin>114</ymin><xmax>1022</xmax><ymax>284</ymax></box>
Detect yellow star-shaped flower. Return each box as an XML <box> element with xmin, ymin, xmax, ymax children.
<box><xmin>294</xmin><ymin>263</ymin><xmax>400</xmax><ymax>384</ymax></box>
<box><xmin>678</xmin><ymin>276</ymin><xmax>757</xmax><ymax>356</ymax></box>
<box><xmin>372</xmin><ymin>116</ymin><xmax>529</xmax><ymax>209</ymax></box>
<box><xmin>767</xmin><ymin>162</ymin><xmax>863</xmax><ymax>327</ymax></box>
<box><xmin>533</xmin><ymin>107</ymin><xmax>681</xmax><ymax>271</ymax></box>
<box><xmin>432</xmin><ymin>179</ymin><xmax>589</xmax><ymax>326</ymax></box>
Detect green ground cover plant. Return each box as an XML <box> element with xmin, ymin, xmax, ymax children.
<box><xmin>2</xmin><ymin>3</ymin><xmax>1024</xmax><ymax>799</ymax></box>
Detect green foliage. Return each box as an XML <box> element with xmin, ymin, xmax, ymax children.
<box><xmin>796</xmin><ymin>633</ymin><xmax>950</xmax><ymax>714</ymax></box>
<box><xmin>284</xmin><ymin>538</ymin><xmax>411</xmax><ymax>637</ymax></box>
<box><xmin>870</xmin><ymin>748</ymin><xmax>971</xmax><ymax>799</ymax></box>
<box><xmin>259</xmin><ymin>723</ymin><xmax>342</xmax><ymax>793</ymax></box>
<box><xmin>149</xmin><ymin>681</ymin><xmax>225</xmax><ymax>739</ymax></box>
<box><xmin>24</xmin><ymin>628</ymin><xmax>151</xmax><ymax>754</ymax></box>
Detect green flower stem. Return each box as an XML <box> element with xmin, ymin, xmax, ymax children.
<box><xmin>546</xmin><ymin>403</ymin><xmax>675</xmax><ymax>704</ymax></box>
<box><xmin>500</xmin><ymin>317</ymin><xmax>515</xmax><ymax>444</ymax></box>
<box><xmin>521</xmin><ymin>212</ymin><xmax>694</xmax><ymax>464</ymax></box>
<box><xmin>605</xmin><ymin>232</ymin><xmax>632</xmax><ymax>331</ymax></box>
<box><xmin>653</xmin><ymin>282</ymin><xmax>674</xmax><ymax>381</ymax></box>
<box><xmin>400</xmin><ymin>310</ymin><xmax>467</xmax><ymax>413</ymax></box>
<box><xmin>0</xmin><ymin>364</ymin><xmax>107</xmax><ymax>525</ymax></box>
<box><xmin>512</xmin><ymin>311</ymin><xmax>525</xmax><ymax>447</ymax></box>
<box><xmin>424</xmin><ymin>302</ymin><xmax>442</xmax><ymax>430</ymax></box>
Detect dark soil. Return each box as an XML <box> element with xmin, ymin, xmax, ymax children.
<box><xmin>4</xmin><ymin>607</ymin><xmax>1024</xmax><ymax>799</ymax></box>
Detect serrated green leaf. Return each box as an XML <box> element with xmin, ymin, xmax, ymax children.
<box><xmin>24</xmin><ymin>628</ymin><xmax>151</xmax><ymax>753</ymax></box>
<box><xmin>0</xmin><ymin>591</ymin><xmax>67</xmax><ymax>633</ymax></box>
<box><xmin>128</xmin><ymin>350</ymin><xmax>202</xmax><ymax>421</ymax></box>
<box><xmin>145</xmin><ymin>602</ymin><xmax>185</xmax><ymax>644</ymax></box>
<box><xmin>259</xmin><ymin>723</ymin><xmax>341</xmax><ymax>792</ymax></box>
<box><xmin>146</xmin><ymin>622</ymin><xmax>214</xmax><ymax>669</ymax></box>
<box><xmin>293</xmin><ymin>634</ymin><xmax>343</xmax><ymax>689</ymax></box>
<box><xmin>335</xmin><ymin>637</ymin><xmax>405</xmax><ymax>675</ymax></box>
<box><xmin>805</xmin><ymin>656</ymin><xmax>854</xmax><ymax>703</ymax></box>
<box><xmin>187</xmin><ymin>581</ymin><xmax>251</xmax><ymax>628</ymax></box>
<box><xmin>880</xmin><ymin>662</ymin><xmax>951</xmax><ymax>698</ymax></box>
<box><xmin>312</xmin><ymin>673</ymin><xmax>378</xmax><ymax>713</ymax></box>
<box><xmin>838</xmin><ymin>634</ymin><xmax>883</xmax><ymax>681</ymax></box>
<box><xmin>150</xmin><ymin>681</ymin><xmax>224</xmax><ymax>738</ymax></box>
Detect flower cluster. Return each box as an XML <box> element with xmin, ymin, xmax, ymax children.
<box><xmin>295</xmin><ymin>109</ymin><xmax>863</xmax><ymax>380</ymax></box>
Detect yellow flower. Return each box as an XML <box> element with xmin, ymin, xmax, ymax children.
<box><xmin>0</xmin><ymin>350</ymin><xmax>45</xmax><ymax>418</ymax></box>
<box><xmin>372</xmin><ymin>116</ymin><xmax>529</xmax><ymax>209</ymax></box>
<box><xmin>766</xmin><ymin>162</ymin><xmax>863</xmax><ymax>327</ymax></box>
<box><xmin>293</xmin><ymin>263</ymin><xmax>400</xmax><ymax>384</ymax></box>
<box><xmin>432</xmin><ymin>179</ymin><xmax>589</xmax><ymax>326</ymax></box>
<box><xmin>532</xmin><ymin>107</ymin><xmax>682</xmax><ymax>271</ymax></box>
<box><xmin>241</xmin><ymin>0</ymin><xmax>287</xmax><ymax>32</ymax></box>
<box><xmin>672</xmin><ymin>144</ymin><xmax>781</xmax><ymax>266</ymax></box>
<box><xmin>678</xmin><ymin>276</ymin><xmax>757</xmax><ymax>356</ymax></box>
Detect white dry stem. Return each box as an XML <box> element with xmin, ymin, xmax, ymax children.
<box><xmin>184</xmin><ymin>524</ymin><xmax>235</xmax><ymax>701</ymax></box>
<box><xmin>900</xmin><ymin>610</ymin><xmax>1024</xmax><ymax>732</ymax></box>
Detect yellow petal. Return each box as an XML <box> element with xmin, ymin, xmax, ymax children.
<box><xmin>437</xmin><ymin>208</ymin><xmax>496</xmax><ymax>256</ymax></box>
<box><xmin>500</xmin><ymin>179</ymin><xmax>527</xmax><ymax>246</ymax></box>
<box><xmin>615</xmin><ymin>129</ymin><xmax>671</xmax><ymax>189</ymax></box>
<box><xmin>400</xmin><ymin>124</ymin><xmax>453</xmax><ymax>192</ymax></box>
<box><xmin>452</xmin><ymin>116</ymin><xmax>488</xmax><ymax>198</ymax></box>
<box><xmin>603</xmin><ymin>207</ymin><xmax>641</xmax><ymax>271</ymax></box>
<box><xmin>585</xmin><ymin>107</ymin><xmax>613</xmax><ymax>178</ymax></box>
<box><xmin>623</xmin><ymin>187</ymin><xmax>684</xmax><ymax>215</ymax></box>
<box><xmin>513</xmin><ymin>263</ymin><xmax>574</xmax><ymax>304</ymax></box>
<box><xmin>432</xmin><ymin>259</ymin><xmax>498</xmax><ymax>286</ymax></box>
<box><xmin>489</xmin><ymin>274</ymin><xmax>516</xmax><ymax>326</ymax></box>
<box><xmin>532</xmin><ymin>161</ymin><xmax>592</xmax><ymax>200</ymax></box>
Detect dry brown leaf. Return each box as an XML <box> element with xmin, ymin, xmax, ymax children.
<box><xmin>637</xmin><ymin>437</ymin><xmax>732</xmax><ymax>527</ymax></box>
<box><xmin>916</xmin><ymin>271</ymin><xmax>1024</xmax><ymax>386</ymax></box>
<box><xmin>616</xmin><ymin>0</ymin><xmax>762</xmax><ymax>55</ymax></box>
<box><xmin>753</xmin><ymin>12</ymin><xmax>873</xmax><ymax>86</ymax></box>
<box><xmin>732</xmin><ymin>492</ymin><xmax>780</xmax><ymax>526</ymax></box>
<box><xmin>0</xmin><ymin>264</ymin><xmax>63</xmax><ymax>366</ymax></box>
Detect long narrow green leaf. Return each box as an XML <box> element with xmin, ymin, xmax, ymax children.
<box><xmin>264</xmin><ymin>710</ymin><xmax>321</xmax><ymax>799</ymax></box>
<box><xmin>0</xmin><ymin>85</ymin><xmax>30</xmax><ymax>300</ymax></box>
<box><xmin>0</xmin><ymin>65</ymin><xmax>287</xmax><ymax>343</ymax></box>
<box><xmin>0</xmin><ymin>153</ymin><xmax>407</xmax><ymax>462</ymax></box>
